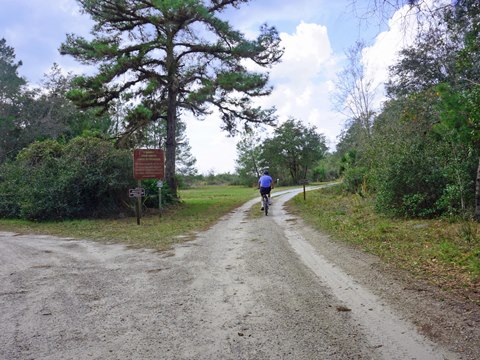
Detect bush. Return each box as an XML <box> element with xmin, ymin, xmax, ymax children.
<box><xmin>400</xmin><ymin>193</ymin><xmax>438</xmax><ymax>218</ymax></box>
<box><xmin>61</xmin><ymin>137</ymin><xmax>133</xmax><ymax>218</ymax></box>
<box><xmin>373</xmin><ymin>145</ymin><xmax>447</xmax><ymax>218</ymax></box>
<box><xmin>342</xmin><ymin>166</ymin><xmax>367</xmax><ymax>194</ymax></box>
<box><xmin>141</xmin><ymin>179</ymin><xmax>177</xmax><ymax>209</ymax></box>
<box><xmin>0</xmin><ymin>162</ymin><xmax>23</xmax><ymax>217</ymax></box>
<box><xmin>313</xmin><ymin>155</ymin><xmax>340</xmax><ymax>182</ymax></box>
<box><xmin>436</xmin><ymin>184</ymin><xmax>471</xmax><ymax>217</ymax></box>
<box><xmin>0</xmin><ymin>137</ymin><xmax>135</xmax><ymax>221</ymax></box>
<box><xmin>8</xmin><ymin>140</ymin><xmax>69</xmax><ymax>220</ymax></box>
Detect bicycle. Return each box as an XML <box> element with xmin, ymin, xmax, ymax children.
<box><xmin>261</xmin><ymin>193</ymin><xmax>269</xmax><ymax>216</ymax></box>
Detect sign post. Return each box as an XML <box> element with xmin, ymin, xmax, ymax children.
<box><xmin>157</xmin><ymin>180</ymin><xmax>163</xmax><ymax>216</ymax></box>
<box><xmin>132</xmin><ymin>149</ymin><xmax>165</xmax><ymax>225</ymax></box>
<box><xmin>128</xmin><ymin>186</ymin><xmax>145</xmax><ymax>225</ymax></box>
<box><xmin>299</xmin><ymin>179</ymin><xmax>309</xmax><ymax>200</ymax></box>
<box><xmin>136</xmin><ymin>180</ymin><xmax>142</xmax><ymax>225</ymax></box>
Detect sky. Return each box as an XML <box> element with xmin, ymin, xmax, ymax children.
<box><xmin>0</xmin><ymin>0</ymin><xmax>422</xmax><ymax>174</ymax></box>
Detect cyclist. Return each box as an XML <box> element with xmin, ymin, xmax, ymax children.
<box><xmin>258</xmin><ymin>170</ymin><xmax>273</xmax><ymax>210</ymax></box>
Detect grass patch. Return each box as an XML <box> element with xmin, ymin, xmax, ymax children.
<box><xmin>0</xmin><ymin>186</ymin><xmax>258</xmax><ymax>251</ymax></box>
<box><xmin>287</xmin><ymin>184</ymin><xmax>480</xmax><ymax>303</ymax></box>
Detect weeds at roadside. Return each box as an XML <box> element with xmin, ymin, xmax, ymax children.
<box><xmin>458</xmin><ymin>221</ymin><xmax>479</xmax><ymax>243</ymax></box>
<box><xmin>286</xmin><ymin>184</ymin><xmax>480</xmax><ymax>304</ymax></box>
<box><xmin>0</xmin><ymin>186</ymin><xmax>258</xmax><ymax>252</ymax></box>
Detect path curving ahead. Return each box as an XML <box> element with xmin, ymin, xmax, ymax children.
<box><xmin>0</xmin><ymin>187</ymin><xmax>465</xmax><ymax>359</ymax></box>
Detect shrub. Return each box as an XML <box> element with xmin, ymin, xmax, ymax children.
<box><xmin>343</xmin><ymin>166</ymin><xmax>367</xmax><ymax>194</ymax></box>
<box><xmin>14</xmin><ymin>140</ymin><xmax>69</xmax><ymax>220</ymax></box>
<box><xmin>312</xmin><ymin>165</ymin><xmax>327</xmax><ymax>182</ymax></box>
<box><xmin>141</xmin><ymin>179</ymin><xmax>175</xmax><ymax>209</ymax></box>
<box><xmin>373</xmin><ymin>145</ymin><xmax>447</xmax><ymax>218</ymax></box>
<box><xmin>0</xmin><ymin>137</ymin><xmax>135</xmax><ymax>221</ymax></box>
<box><xmin>0</xmin><ymin>162</ymin><xmax>23</xmax><ymax>218</ymax></box>
<box><xmin>400</xmin><ymin>193</ymin><xmax>438</xmax><ymax>218</ymax></box>
<box><xmin>61</xmin><ymin>137</ymin><xmax>133</xmax><ymax>218</ymax></box>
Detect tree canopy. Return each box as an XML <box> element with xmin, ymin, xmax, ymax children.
<box><xmin>0</xmin><ymin>38</ymin><xmax>25</xmax><ymax>103</ymax></box>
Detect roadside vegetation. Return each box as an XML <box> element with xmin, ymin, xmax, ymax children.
<box><xmin>0</xmin><ymin>186</ymin><xmax>257</xmax><ymax>251</ymax></box>
<box><xmin>1</xmin><ymin>182</ymin><xmax>478</xmax><ymax>305</ymax></box>
<box><xmin>331</xmin><ymin>2</ymin><xmax>480</xmax><ymax>221</ymax></box>
<box><xmin>288</xmin><ymin>185</ymin><xmax>480</xmax><ymax>304</ymax></box>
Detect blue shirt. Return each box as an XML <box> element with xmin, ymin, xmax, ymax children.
<box><xmin>259</xmin><ymin>175</ymin><xmax>273</xmax><ymax>188</ymax></box>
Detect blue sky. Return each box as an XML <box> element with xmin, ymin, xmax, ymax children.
<box><xmin>0</xmin><ymin>0</ymin><xmax>418</xmax><ymax>173</ymax></box>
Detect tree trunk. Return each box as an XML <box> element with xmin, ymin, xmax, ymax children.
<box><xmin>251</xmin><ymin>152</ymin><xmax>260</xmax><ymax>177</ymax></box>
<box><xmin>164</xmin><ymin>73</ymin><xmax>179</xmax><ymax>198</ymax></box>
<box><xmin>165</xmin><ymin>35</ymin><xmax>178</xmax><ymax>199</ymax></box>
<box><xmin>290</xmin><ymin>158</ymin><xmax>298</xmax><ymax>184</ymax></box>
<box><xmin>475</xmin><ymin>157</ymin><xmax>480</xmax><ymax>221</ymax></box>
<box><xmin>165</xmin><ymin>101</ymin><xmax>177</xmax><ymax>199</ymax></box>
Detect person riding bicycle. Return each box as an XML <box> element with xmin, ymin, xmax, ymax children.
<box><xmin>258</xmin><ymin>170</ymin><xmax>273</xmax><ymax>210</ymax></box>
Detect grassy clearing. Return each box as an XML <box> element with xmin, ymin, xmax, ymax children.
<box><xmin>287</xmin><ymin>184</ymin><xmax>480</xmax><ymax>303</ymax></box>
<box><xmin>0</xmin><ymin>186</ymin><xmax>258</xmax><ymax>251</ymax></box>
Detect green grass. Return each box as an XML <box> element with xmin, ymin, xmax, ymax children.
<box><xmin>287</xmin><ymin>184</ymin><xmax>480</xmax><ymax>303</ymax></box>
<box><xmin>0</xmin><ymin>186</ymin><xmax>258</xmax><ymax>251</ymax></box>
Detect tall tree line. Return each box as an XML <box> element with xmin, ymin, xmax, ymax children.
<box><xmin>0</xmin><ymin>38</ymin><xmax>197</xmax><ymax>175</ymax></box>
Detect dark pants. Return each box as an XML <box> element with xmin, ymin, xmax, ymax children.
<box><xmin>260</xmin><ymin>186</ymin><xmax>271</xmax><ymax>196</ymax></box>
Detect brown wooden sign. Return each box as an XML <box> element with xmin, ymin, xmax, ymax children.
<box><xmin>133</xmin><ymin>149</ymin><xmax>165</xmax><ymax>180</ymax></box>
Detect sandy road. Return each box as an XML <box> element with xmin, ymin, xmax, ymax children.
<box><xmin>0</xmin><ymin>187</ymin><xmax>470</xmax><ymax>359</ymax></box>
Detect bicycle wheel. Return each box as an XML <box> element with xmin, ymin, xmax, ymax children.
<box><xmin>263</xmin><ymin>196</ymin><xmax>269</xmax><ymax>215</ymax></box>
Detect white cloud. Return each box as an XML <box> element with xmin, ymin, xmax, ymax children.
<box><xmin>183</xmin><ymin>20</ymin><xmax>347</xmax><ymax>173</ymax></box>
<box><xmin>185</xmin><ymin>112</ymin><xmax>239</xmax><ymax>175</ymax></box>
<box><xmin>272</xmin><ymin>22</ymin><xmax>334</xmax><ymax>83</ymax></box>
<box><xmin>361</xmin><ymin>0</ymin><xmax>447</xmax><ymax>109</ymax></box>
<box><xmin>361</xmin><ymin>6</ymin><xmax>418</xmax><ymax>102</ymax></box>
<box><xmin>265</xmin><ymin>22</ymin><xmax>345</xmax><ymax>147</ymax></box>
<box><xmin>0</xmin><ymin>0</ymin><xmax>94</xmax><ymax>84</ymax></box>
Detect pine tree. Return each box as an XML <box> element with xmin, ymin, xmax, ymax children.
<box><xmin>60</xmin><ymin>0</ymin><xmax>283</xmax><ymax>197</ymax></box>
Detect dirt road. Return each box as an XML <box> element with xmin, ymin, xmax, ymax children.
<box><xmin>1</xmin><ymin>187</ymin><xmax>478</xmax><ymax>359</ymax></box>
